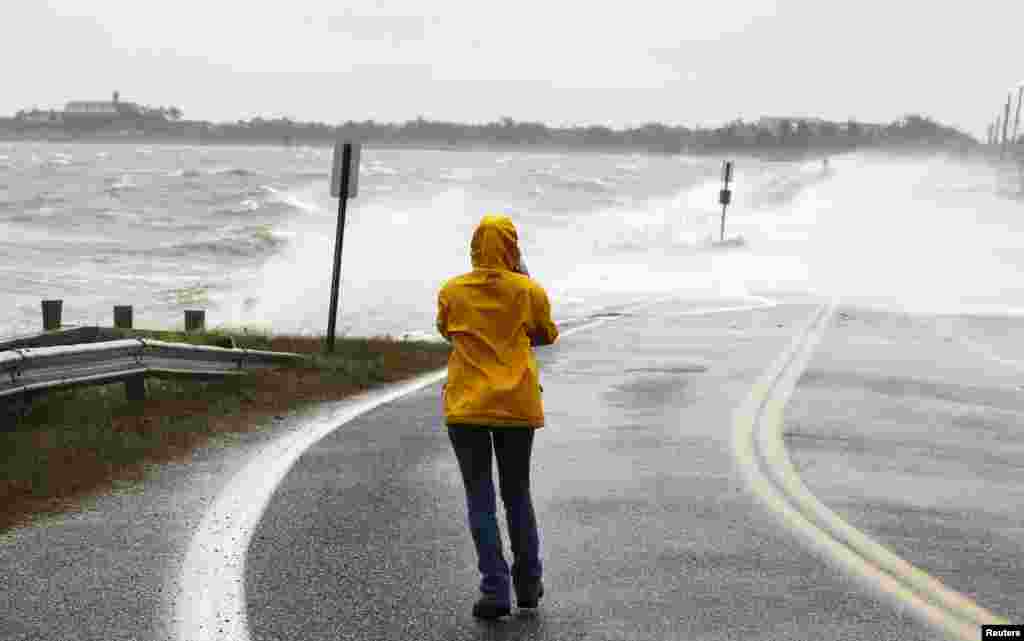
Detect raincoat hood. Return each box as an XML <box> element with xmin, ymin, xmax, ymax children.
<box><xmin>471</xmin><ymin>215</ymin><xmax>521</xmax><ymax>271</ymax></box>
<box><xmin>437</xmin><ymin>215</ymin><xmax>559</xmax><ymax>429</ymax></box>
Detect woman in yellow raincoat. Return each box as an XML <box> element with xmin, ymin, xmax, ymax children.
<box><xmin>436</xmin><ymin>214</ymin><xmax>559</xmax><ymax>619</ymax></box>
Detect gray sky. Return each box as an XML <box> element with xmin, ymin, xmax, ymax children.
<box><xmin>5</xmin><ymin>0</ymin><xmax>1023</xmax><ymax>139</ymax></box>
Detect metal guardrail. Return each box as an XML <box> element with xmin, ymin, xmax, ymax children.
<box><xmin>0</xmin><ymin>338</ymin><xmax>309</xmax><ymax>406</ymax></box>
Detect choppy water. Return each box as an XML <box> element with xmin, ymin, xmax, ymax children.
<box><xmin>1</xmin><ymin>141</ymin><xmax>1021</xmax><ymax>341</ymax></box>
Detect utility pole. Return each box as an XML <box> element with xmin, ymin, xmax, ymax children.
<box><xmin>1014</xmin><ymin>86</ymin><xmax>1023</xmax><ymax>144</ymax></box>
<box><xmin>1002</xmin><ymin>95</ymin><xmax>1012</xmax><ymax>158</ymax></box>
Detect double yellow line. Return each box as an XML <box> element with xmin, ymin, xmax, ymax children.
<box><xmin>731</xmin><ymin>300</ymin><xmax>1011</xmax><ymax>641</ymax></box>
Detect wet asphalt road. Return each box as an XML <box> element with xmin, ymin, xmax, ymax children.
<box><xmin>784</xmin><ymin>308</ymin><xmax>1024</xmax><ymax>624</ymax></box>
<box><xmin>2</xmin><ymin>296</ymin><xmax>1018</xmax><ymax>640</ymax></box>
<box><xmin>244</xmin><ymin>298</ymin><xmax>946</xmax><ymax>641</ymax></box>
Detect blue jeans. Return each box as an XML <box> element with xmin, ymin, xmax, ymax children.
<box><xmin>447</xmin><ymin>424</ymin><xmax>542</xmax><ymax>604</ymax></box>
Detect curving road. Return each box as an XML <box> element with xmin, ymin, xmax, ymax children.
<box><xmin>1</xmin><ymin>296</ymin><xmax>1018</xmax><ymax>640</ymax></box>
<box><xmin>174</xmin><ymin>294</ymin><xmax>1016</xmax><ymax>640</ymax></box>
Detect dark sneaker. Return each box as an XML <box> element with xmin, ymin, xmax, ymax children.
<box><xmin>514</xmin><ymin>578</ymin><xmax>544</xmax><ymax>609</ymax></box>
<box><xmin>472</xmin><ymin>595</ymin><xmax>511</xmax><ymax>619</ymax></box>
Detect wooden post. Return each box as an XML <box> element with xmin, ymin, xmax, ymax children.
<box><xmin>42</xmin><ymin>299</ymin><xmax>62</xmax><ymax>331</ymax></box>
<box><xmin>125</xmin><ymin>374</ymin><xmax>146</xmax><ymax>401</ymax></box>
<box><xmin>185</xmin><ymin>310</ymin><xmax>205</xmax><ymax>333</ymax></box>
<box><xmin>2</xmin><ymin>391</ymin><xmax>33</xmax><ymax>428</ymax></box>
<box><xmin>114</xmin><ymin>305</ymin><xmax>133</xmax><ymax>329</ymax></box>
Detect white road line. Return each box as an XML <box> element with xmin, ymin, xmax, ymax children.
<box><xmin>171</xmin><ymin>293</ymin><xmax>779</xmax><ymax>641</ymax></box>
<box><xmin>731</xmin><ymin>299</ymin><xmax>1011</xmax><ymax>641</ymax></box>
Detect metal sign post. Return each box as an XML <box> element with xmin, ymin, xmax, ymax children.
<box><xmin>326</xmin><ymin>141</ymin><xmax>361</xmax><ymax>354</ymax></box>
<box><xmin>719</xmin><ymin>160</ymin><xmax>733</xmax><ymax>242</ymax></box>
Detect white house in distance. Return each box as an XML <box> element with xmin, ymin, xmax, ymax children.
<box><xmin>62</xmin><ymin>91</ymin><xmax>147</xmax><ymax>120</ymax></box>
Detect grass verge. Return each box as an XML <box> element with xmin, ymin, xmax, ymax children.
<box><xmin>0</xmin><ymin>328</ymin><xmax>450</xmax><ymax>534</ymax></box>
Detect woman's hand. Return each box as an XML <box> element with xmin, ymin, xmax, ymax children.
<box><xmin>516</xmin><ymin>255</ymin><xmax>530</xmax><ymax>277</ymax></box>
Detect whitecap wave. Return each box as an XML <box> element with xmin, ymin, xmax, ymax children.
<box><xmin>210</xmin><ymin>166</ymin><xmax>256</xmax><ymax>177</ymax></box>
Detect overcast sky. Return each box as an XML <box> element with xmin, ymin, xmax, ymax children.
<box><xmin>5</xmin><ymin>1</ymin><xmax>1023</xmax><ymax>139</ymax></box>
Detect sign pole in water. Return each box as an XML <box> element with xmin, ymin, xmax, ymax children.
<box><xmin>326</xmin><ymin>141</ymin><xmax>361</xmax><ymax>354</ymax></box>
<box><xmin>719</xmin><ymin>160</ymin><xmax>733</xmax><ymax>242</ymax></box>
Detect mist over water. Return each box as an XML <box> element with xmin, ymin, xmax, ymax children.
<box><xmin>748</xmin><ymin>154</ymin><xmax>1024</xmax><ymax>316</ymax></box>
<box><xmin>1</xmin><ymin>141</ymin><xmax>1021</xmax><ymax>341</ymax></box>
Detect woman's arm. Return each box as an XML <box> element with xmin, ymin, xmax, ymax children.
<box><xmin>527</xmin><ymin>285</ymin><xmax>559</xmax><ymax>347</ymax></box>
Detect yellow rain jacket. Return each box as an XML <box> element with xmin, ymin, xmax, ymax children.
<box><xmin>437</xmin><ymin>215</ymin><xmax>559</xmax><ymax>428</ymax></box>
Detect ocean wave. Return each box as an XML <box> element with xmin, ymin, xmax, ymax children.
<box><xmin>168</xmin><ymin>168</ymin><xmax>203</xmax><ymax>178</ymax></box>
<box><xmin>438</xmin><ymin>167</ymin><xmax>478</xmax><ymax>183</ymax></box>
<box><xmin>43</xmin><ymin>156</ymin><xmax>73</xmax><ymax>168</ymax></box>
<box><xmin>261</xmin><ymin>185</ymin><xmax>320</xmax><ymax>214</ymax></box>
<box><xmin>104</xmin><ymin>174</ymin><xmax>136</xmax><ymax>193</ymax></box>
<box><xmin>365</xmin><ymin>163</ymin><xmax>398</xmax><ymax>176</ymax></box>
<box><xmin>152</xmin><ymin>225</ymin><xmax>288</xmax><ymax>259</ymax></box>
<box><xmin>210</xmin><ymin>167</ymin><xmax>257</xmax><ymax>177</ymax></box>
<box><xmin>19</xmin><ymin>193</ymin><xmax>66</xmax><ymax>211</ymax></box>
<box><xmin>157</xmin><ymin>284</ymin><xmax>212</xmax><ymax>306</ymax></box>
<box><xmin>530</xmin><ymin>170</ymin><xmax>614</xmax><ymax>194</ymax></box>
<box><xmin>94</xmin><ymin>209</ymin><xmax>143</xmax><ymax>223</ymax></box>
<box><xmin>215</xmin><ymin>198</ymin><xmax>262</xmax><ymax>215</ymax></box>
<box><xmin>174</xmin><ymin>166</ymin><xmax>260</xmax><ymax>178</ymax></box>
<box><xmin>211</xmin><ymin>186</ymin><xmax>320</xmax><ymax>217</ymax></box>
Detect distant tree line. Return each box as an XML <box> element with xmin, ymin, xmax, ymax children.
<box><xmin>198</xmin><ymin>113</ymin><xmax>980</xmax><ymax>153</ymax></box>
<box><xmin>198</xmin><ymin>116</ymin><xmax>689</xmax><ymax>153</ymax></box>
<box><xmin>694</xmin><ymin>115</ymin><xmax>977</xmax><ymax>154</ymax></box>
<box><xmin>1</xmin><ymin>110</ymin><xmax>979</xmax><ymax>153</ymax></box>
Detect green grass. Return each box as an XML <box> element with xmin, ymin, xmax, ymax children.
<box><xmin>0</xmin><ymin>328</ymin><xmax>451</xmax><ymax>532</ymax></box>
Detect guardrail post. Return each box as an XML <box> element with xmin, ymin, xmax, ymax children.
<box><xmin>125</xmin><ymin>374</ymin><xmax>146</xmax><ymax>401</ymax></box>
<box><xmin>114</xmin><ymin>305</ymin><xmax>133</xmax><ymax>329</ymax></box>
<box><xmin>185</xmin><ymin>310</ymin><xmax>205</xmax><ymax>333</ymax></box>
<box><xmin>1</xmin><ymin>394</ymin><xmax>29</xmax><ymax>429</ymax></box>
<box><xmin>42</xmin><ymin>299</ymin><xmax>62</xmax><ymax>331</ymax></box>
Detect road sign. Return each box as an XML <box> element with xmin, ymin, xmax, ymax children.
<box><xmin>719</xmin><ymin>160</ymin><xmax>734</xmax><ymax>242</ymax></box>
<box><xmin>326</xmin><ymin>142</ymin><xmax>361</xmax><ymax>354</ymax></box>
<box><xmin>330</xmin><ymin>142</ymin><xmax>361</xmax><ymax>198</ymax></box>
